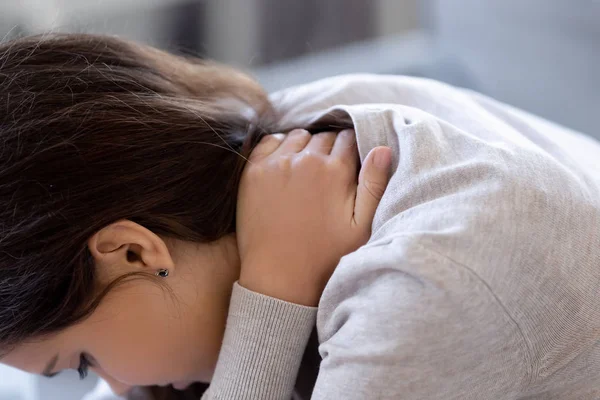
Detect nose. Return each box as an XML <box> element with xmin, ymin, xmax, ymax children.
<box><xmin>106</xmin><ymin>379</ymin><xmax>133</xmax><ymax>396</ymax></box>
<box><xmin>95</xmin><ymin>372</ymin><xmax>133</xmax><ymax>396</ymax></box>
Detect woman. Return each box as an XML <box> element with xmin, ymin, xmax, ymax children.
<box><xmin>1</xmin><ymin>33</ymin><xmax>599</xmax><ymax>400</ymax></box>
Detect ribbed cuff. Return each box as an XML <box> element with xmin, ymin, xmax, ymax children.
<box><xmin>205</xmin><ymin>282</ymin><xmax>318</xmax><ymax>400</ymax></box>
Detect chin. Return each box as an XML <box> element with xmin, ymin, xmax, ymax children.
<box><xmin>169</xmin><ymin>371</ymin><xmax>211</xmax><ymax>391</ymax></box>
<box><xmin>172</xmin><ymin>381</ymin><xmax>194</xmax><ymax>391</ymax></box>
<box><xmin>195</xmin><ymin>367</ymin><xmax>215</xmax><ymax>384</ymax></box>
<box><xmin>172</xmin><ymin>381</ymin><xmax>211</xmax><ymax>398</ymax></box>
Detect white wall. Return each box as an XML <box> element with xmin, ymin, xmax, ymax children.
<box><xmin>376</xmin><ymin>0</ymin><xmax>419</xmax><ymax>36</ymax></box>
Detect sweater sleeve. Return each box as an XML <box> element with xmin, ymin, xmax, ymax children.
<box><xmin>202</xmin><ymin>282</ymin><xmax>317</xmax><ymax>400</ymax></box>
<box><xmin>309</xmin><ymin>236</ymin><xmax>531</xmax><ymax>400</ymax></box>
<box><xmin>201</xmin><ymin>235</ymin><xmax>530</xmax><ymax>400</ymax></box>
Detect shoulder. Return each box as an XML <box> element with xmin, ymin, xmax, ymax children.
<box><xmin>270</xmin><ymin>73</ymin><xmax>460</xmax><ymax>103</ymax></box>
<box><xmin>314</xmin><ymin>235</ymin><xmax>531</xmax><ymax>398</ymax></box>
<box><xmin>269</xmin><ymin>74</ymin><xmax>462</xmax><ymax>120</ymax></box>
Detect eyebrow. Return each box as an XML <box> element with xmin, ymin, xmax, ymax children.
<box><xmin>42</xmin><ymin>353</ymin><xmax>59</xmax><ymax>378</ymax></box>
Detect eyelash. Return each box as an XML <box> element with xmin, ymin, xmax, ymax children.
<box><xmin>77</xmin><ymin>354</ymin><xmax>91</xmax><ymax>380</ymax></box>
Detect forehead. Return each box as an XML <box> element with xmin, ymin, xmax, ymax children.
<box><xmin>0</xmin><ymin>304</ymin><xmax>118</xmax><ymax>373</ymax></box>
<box><xmin>0</xmin><ymin>336</ymin><xmax>59</xmax><ymax>374</ymax></box>
<box><xmin>1</xmin><ymin>286</ymin><xmax>163</xmax><ymax>372</ymax></box>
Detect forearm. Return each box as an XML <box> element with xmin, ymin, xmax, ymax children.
<box><xmin>202</xmin><ymin>282</ymin><xmax>317</xmax><ymax>400</ymax></box>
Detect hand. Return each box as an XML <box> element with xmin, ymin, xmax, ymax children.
<box><xmin>236</xmin><ymin>129</ymin><xmax>392</xmax><ymax>306</ymax></box>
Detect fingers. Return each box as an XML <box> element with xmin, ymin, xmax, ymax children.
<box><xmin>331</xmin><ymin>129</ymin><xmax>358</xmax><ymax>161</ymax></box>
<box><xmin>252</xmin><ymin>128</ymin><xmax>359</xmax><ymax>171</ymax></box>
<box><xmin>250</xmin><ymin>133</ymin><xmax>285</xmax><ymax>161</ymax></box>
<box><xmin>253</xmin><ymin>129</ymin><xmax>354</xmax><ymax>161</ymax></box>
<box><xmin>353</xmin><ymin>147</ymin><xmax>393</xmax><ymax>227</ymax></box>
<box><xmin>275</xmin><ymin>129</ymin><xmax>311</xmax><ymax>154</ymax></box>
<box><xmin>305</xmin><ymin>131</ymin><xmax>337</xmax><ymax>154</ymax></box>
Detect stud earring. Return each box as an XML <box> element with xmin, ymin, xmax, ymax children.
<box><xmin>156</xmin><ymin>269</ymin><xmax>169</xmax><ymax>278</ymax></box>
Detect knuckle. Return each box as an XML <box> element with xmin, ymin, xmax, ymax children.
<box><xmin>251</xmin><ymin>134</ymin><xmax>284</xmax><ymax>161</ymax></box>
<box><xmin>246</xmin><ymin>164</ymin><xmax>266</xmax><ymax>179</ymax></box>
<box><xmin>248</xmin><ymin>153</ymin><xmax>263</xmax><ymax>162</ymax></box>
<box><xmin>289</xmin><ymin>128</ymin><xmax>308</xmax><ymax>134</ymax></box>
<box><xmin>364</xmin><ymin>179</ymin><xmax>386</xmax><ymax>199</ymax></box>
<box><xmin>314</xmin><ymin>131</ymin><xmax>336</xmax><ymax>139</ymax></box>
<box><xmin>310</xmin><ymin>131</ymin><xmax>336</xmax><ymax>147</ymax></box>
<box><xmin>296</xmin><ymin>151</ymin><xmax>325</xmax><ymax>167</ymax></box>
<box><xmin>328</xmin><ymin>156</ymin><xmax>352</xmax><ymax>169</ymax></box>
<box><xmin>274</xmin><ymin>154</ymin><xmax>293</xmax><ymax>170</ymax></box>
<box><xmin>289</xmin><ymin>128</ymin><xmax>310</xmax><ymax>137</ymax></box>
<box><xmin>327</xmin><ymin>159</ymin><xmax>347</xmax><ymax>174</ymax></box>
<box><xmin>258</xmin><ymin>133</ymin><xmax>283</xmax><ymax>146</ymax></box>
<box><xmin>248</xmin><ymin>155</ymin><xmax>294</xmax><ymax>179</ymax></box>
<box><xmin>328</xmin><ymin>157</ymin><xmax>356</xmax><ymax>176</ymax></box>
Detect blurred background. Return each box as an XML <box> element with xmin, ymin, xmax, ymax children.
<box><xmin>0</xmin><ymin>0</ymin><xmax>598</xmax><ymax>399</ymax></box>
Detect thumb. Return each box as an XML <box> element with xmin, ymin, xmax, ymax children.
<box><xmin>353</xmin><ymin>146</ymin><xmax>393</xmax><ymax>227</ymax></box>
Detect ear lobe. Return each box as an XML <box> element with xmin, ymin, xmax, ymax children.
<box><xmin>88</xmin><ymin>220</ymin><xmax>175</xmax><ymax>275</ymax></box>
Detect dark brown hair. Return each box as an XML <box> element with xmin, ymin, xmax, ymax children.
<box><xmin>0</xmin><ymin>32</ymin><xmax>351</xmax><ymax>399</ymax></box>
<box><xmin>0</xmin><ymin>32</ymin><xmax>283</xmax><ymax>398</ymax></box>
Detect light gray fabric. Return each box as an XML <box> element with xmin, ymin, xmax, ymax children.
<box><xmin>204</xmin><ymin>284</ymin><xmax>317</xmax><ymax>400</ymax></box>
<box><xmin>89</xmin><ymin>74</ymin><xmax>600</xmax><ymax>399</ymax></box>
<box><xmin>201</xmin><ymin>74</ymin><xmax>600</xmax><ymax>400</ymax></box>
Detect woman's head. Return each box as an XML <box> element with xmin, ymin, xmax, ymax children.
<box><xmin>0</xmin><ymin>33</ymin><xmax>273</xmax><ymax>394</ymax></box>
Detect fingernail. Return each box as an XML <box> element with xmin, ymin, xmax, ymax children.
<box><xmin>374</xmin><ymin>148</ymin><xmax>391</xmax><ymax>169</ymax></box>
<box><xmin>290</xmin><ymin>129</ymin><xmax>309</xmax><ymax>135</ymax></box>
<box><xmin>340</xmin><ymin>129</ymin><xmax>354</xmax><ymax>138</ymax></box>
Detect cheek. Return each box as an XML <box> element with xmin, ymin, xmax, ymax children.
<box><xmin>85</xmin><ymin>288</ymin><xmax>227</xmax><ymax>386</ymax></box>
<box><xmin>94</xmin><ymin>323</ymin><xmax>189</xmax><ymax>386</ymax></box>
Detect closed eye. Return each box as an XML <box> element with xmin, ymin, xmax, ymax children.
<box><xmin>77</xmin><ymin>353</ymin><xmax>92</xmax><ymax>380</ymax></box>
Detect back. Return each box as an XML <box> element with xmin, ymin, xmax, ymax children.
<box><xmin>271</xmin><ymin>74</ymin><xmax>600</xmax><ymax>399</ymax></box>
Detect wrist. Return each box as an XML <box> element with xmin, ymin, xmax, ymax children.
<box><xmin>239</xmin><ymin>272</ymin><xmax>321</xmax><ymax>307</ymax></box>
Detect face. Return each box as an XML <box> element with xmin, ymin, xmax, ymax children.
<box><xmin>2</xmin><ymin>220</ymin><xmax>240</xmax><ymax>395</ymax></box>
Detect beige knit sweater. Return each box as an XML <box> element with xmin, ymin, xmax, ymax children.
<box><xmin>91</xmin><ymin>74</ymin><xmax>600</xmax><ymax>399</ymax></box>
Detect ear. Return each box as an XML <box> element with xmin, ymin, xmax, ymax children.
<box><xmin>88</xmin><ymin>220</ymin><xmax>175</xmax><ymax>282</ymax></box>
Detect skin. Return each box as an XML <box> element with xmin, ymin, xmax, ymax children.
<box><xmin>3</xmin><ymin>222</ymin><xmax>241</xmax><ymax>394</ymax></box>
<box><xmin>1</xmin><ymin>129</ymin><xmax>391</xmax><ymax>396</ymax></box>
